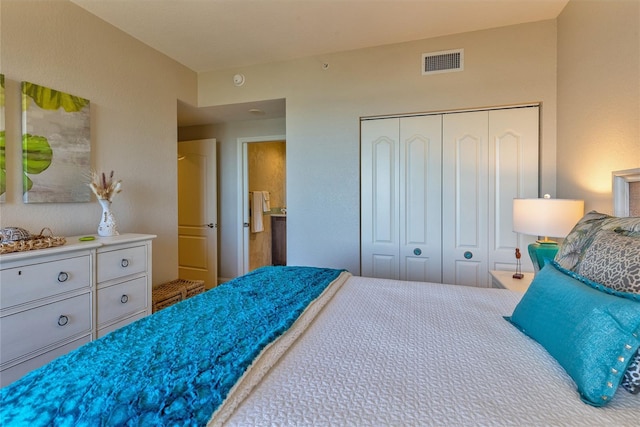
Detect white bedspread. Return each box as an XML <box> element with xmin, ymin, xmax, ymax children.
<box><xmin>223</xmin><ymin>276</ymin><xmax>638</xmax><ymax>426</ymax></box>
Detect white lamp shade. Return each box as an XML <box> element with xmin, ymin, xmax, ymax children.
<box><xmin>513</xmin><ymin>198</ymin><xmax>584</xmax><ymax>238</ymax></box>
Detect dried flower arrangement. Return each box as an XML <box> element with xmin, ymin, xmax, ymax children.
<box><xmin>89</xmin><ymin>171</ymin><xmax>122</xmax><ymax>202</ymax></box>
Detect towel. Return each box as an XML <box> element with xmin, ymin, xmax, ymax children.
<box><xmin>251</xmin><ymin>192</ymin><xmax>264</xmax><ymax>233</ymax></box>
<box><xmin>262</xmin><ymin>191</ymin><xmax>271</xmax><ymax>212</ymax></box>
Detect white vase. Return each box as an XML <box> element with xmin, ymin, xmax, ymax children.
<box><xmin>97</xmin><ymin>199</ymin><xmax>119</xmax><ymax>237</ymax></box>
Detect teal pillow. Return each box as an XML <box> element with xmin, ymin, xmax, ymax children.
<box><xmin>506</xmin><ymin>262</ymin><xmax>640</xmax><ymax>406</ymax></box>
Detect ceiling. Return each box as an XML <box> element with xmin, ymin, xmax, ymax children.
<box><xmin>71</xmin><ymin>0</ymin><xmax>569</xmax><ymax>126</ymax></box>
<box><xmin>176</xmin><ymin>99</ymin><xmax>287</xmax><ymax>127</ymax></box>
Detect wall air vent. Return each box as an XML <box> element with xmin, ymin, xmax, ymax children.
<box><xmin>422</xmin><ymin>49</ymin><xmax>464</xmax><ymax>75</ymax></box>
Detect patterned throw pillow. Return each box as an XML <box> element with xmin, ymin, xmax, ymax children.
<box><xmin>621</xmin><ymin>350</ymin><xmax>640</xmax><ymax>394</ymax></box>
<box><xmin>576</xmin><ymin>230</ymin><xmax>640</xmax><ymax>294</ymax></box>
<box><xmin>554</xmin><ymin>211</ymin><xmax>640</xmax><ymax>271</ymax></box>
<box><xmin>554</xmin><ymin>211</ymin><xmax>611</xmax><ymax>271</ymax></box>
<box><xmin>615</xmin><ymin>227</ymin><xmax>640</xmax><ymax>238</ymax></box>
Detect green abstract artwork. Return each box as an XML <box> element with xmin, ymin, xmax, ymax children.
<box><xmin>0</xmin><ymin>74</ymin><xmax>5</xmax><ymax>202</ymax></box>
<box><xmin>21</xmin><ymin>81</ymin><xmax>91</xmax><ymax>203</ymax></box>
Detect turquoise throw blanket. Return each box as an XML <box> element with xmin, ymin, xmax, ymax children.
<box><xmin>0</xmin><ymin>266</ymin><xmax>344</xmax><ymax>426</ymax></box>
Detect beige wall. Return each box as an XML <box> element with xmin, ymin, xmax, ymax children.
<box><xmin>1</xmin><ymin>0</ymin><xmax>198</xmax><ymax>284</ymax></box>
<box><xmin>197</xmin><ymin>20</ymin><xmax>559</xmax><ymax>275</ymax></box>
<box><xmin>557</xmin><ymin>0</ymin><xmax>640</xmax><ymax>213</ymax></box>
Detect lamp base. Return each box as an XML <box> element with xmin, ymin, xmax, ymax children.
<box><xmin>528</xmin><ymin>241</ymin><xmax>560</xmax><ymax>273</ymax></box>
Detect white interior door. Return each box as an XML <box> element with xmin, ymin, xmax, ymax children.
<box><xmin>178</xmin><ymin>139</ymin><xmax>218</xmax><ymax>289</ymax></box>
<box><xmin>361</xmin><ymin>116</ymin><xmax>442</xmax><ymax>282</ymax></box>
<box><xmin>399</xmin><ymin>115</ymin><xmax>442</xmax><ymax>282</ymax></box>
<box><xmin>488</xmin><ymin>107</ymin><xmax>539</xmax><ymax>273</ymax></box>
<box><xmin>361</xmin><ymin>118</ymin><xmax>400</xmax><ymax>279</ymax></box>
<box><xmin>442</xmin><ymin>111</ymin><xmax>489</xmax><ymax>287</ymax></box>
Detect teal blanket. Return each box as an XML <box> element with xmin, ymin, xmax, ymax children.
<box><xmin>0</xmin><ymin>266</ymin><xmax>345</xmax><ymax>426</ymax></box>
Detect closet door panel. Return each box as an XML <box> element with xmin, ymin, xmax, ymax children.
<box><xmin>456</xmin><ymin>135</ymin><xmax>482</xmax><ymax>247</ymax></box>
<box><xmin>453</xmin><ymin>260</ymin><xmax>483</xmax><ymax>287</ymax></box>
<box><xmin>489</xmin><ymin>107</ymin><xmax>539</xmax><ymax>272</ymax></box>
<box><xmin>372</xmin><ymin>254</ymin><xmax>397</xmax><ymax>279</ymax></box>
<box><xmin>399</xmin><ymin>115</ymin><xmax>442</xmax><ymax>282</ymax></box>
<box><xmin>361</xmin><ymin>118</ymin><xmax>400</xmax><ymax>279</ymax></box>
<box><xmin>442</xmin><ymin>111</ymin><xmax>489</xmax><ymax>287</ymax></box>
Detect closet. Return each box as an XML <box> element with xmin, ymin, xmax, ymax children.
<box><xmin>361</xmin><ymin>105</ymin><xmax>539</xmax><ymax>287</ymax></box>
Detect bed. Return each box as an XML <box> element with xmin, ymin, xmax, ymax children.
<box><xmin>1</xmin><ymin>212</ymin><xmax>639</xmax><ymax>426</ymax></box>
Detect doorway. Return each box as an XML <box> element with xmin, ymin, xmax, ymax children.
<box><xmin>238</xmin><ymin>135</ymin><xmax>286</xmax><ymax>275</ymax></box>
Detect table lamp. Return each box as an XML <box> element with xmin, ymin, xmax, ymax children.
<box><xmin>513</xmin><ymin>195</ymin><xmax>584</xmax><ymax>273</ymax></box>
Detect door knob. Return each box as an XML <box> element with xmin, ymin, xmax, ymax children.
<box><xmin>203</xmin><ymin>223</ymin><xmax>215</xmax><ymax>228</ymax></box>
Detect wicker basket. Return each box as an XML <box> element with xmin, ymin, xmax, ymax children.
<box><xmin>152</xmin><ymin>279</ymin><xmax>205</xmax><ymax>312</ymax></box>
<box><xmin>0</xmin><ymin>228</ymin><xmax>66</xmax><ymax>255</ymax></box>
<box><xmin>184</xmin><ymin>280</ymin><xmax>206</xmax><ymax>298</ymax></box>
<box><xmin>152</xmin><ymin>292</ymin><xmax>183</xmax><ymax>312</ymax></box>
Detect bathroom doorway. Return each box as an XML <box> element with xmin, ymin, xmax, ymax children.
<box><xmin>239</xmin><ymin>135</ymin><xmax>286</xmax><ymax>274</ymax></box>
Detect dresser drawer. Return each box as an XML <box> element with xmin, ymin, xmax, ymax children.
<box><xmin>0</xmin><ymin>335</ymin><xmax>91</xmax><ymax>388</ymax></box>
<box><xmin>97</xmin><ymin>276</ymin><xmax>147</xmax><ymax>327</ymax></box>
<box><xmin>0</xmin><ymin>255</ymin><xmax>91</xmax><ymax>309</ymax></box>
<box><xmin>97</xmin><ymin>245</ymin><xmax>147</xmax><ymax>283</ymax></box>
<box><xmin>97</xmin><ymin>311</ymin><xmax>146</xmax><ymax>338</ymax></box>
<box><xmin>1</xmin><ymin>293</ymin><xmax>92</xmax><ymax>364</ymax></box>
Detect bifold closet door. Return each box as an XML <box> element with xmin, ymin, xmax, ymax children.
<box><xmin>399</xmin><ymin>116</ymin><xmax>442</xmax><ymax>282</ymax></box>
<box><xmin>488</xmin><ymin>107</ymin><xmax>539</xmax><ymax>273</ymax></box>
<box><xmin>361</xmin><ymin>118</ymin><xmax>400</xmax><ymax>279</ymax></box>
<box><xmin>441</xmin><ymin>111</ymin><xmax>489</xmax><ymax>287</ymax></box>
<box><xmin>361</xmin><ymin>106</ymin><xmax>538</xmax><ymax>285</ymax></box>
<box><xmin>361</xmin><ymin>115</ymin><xmax>442</xmax><ymax>281</ymax></box>
<box><xmin>441</xmin><ymin>107</ymin><xmax>539</xmax><ymax>286</ymax></box>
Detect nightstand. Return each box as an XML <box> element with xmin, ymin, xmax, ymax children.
<box><xmin>490</xmin><ymin>270</ymin><xmax>534</xmax><ymax>293</ymax></box>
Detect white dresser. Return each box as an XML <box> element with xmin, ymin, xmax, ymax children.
<box><xmin>0</xmin><ymin>233</ymin><xmax>155</xmax><ymax>387</ymax></box>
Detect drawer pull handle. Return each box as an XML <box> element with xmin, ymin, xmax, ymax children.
<box><xmin>57</xmin><ymin>272</ymin><xmax>69</xmax><ymax>282</ymax></box>
<box><xmin>121</xmin><ymin>259</ymin><xmax>130</xmax><ymax>268</ymax></box>
<box><xmin>58</xmin><ymin>315</ymin><xmax>69</xmax><ymax>326</ymax></box>
<box><xmin>120</xmin><ymin>294</ymin><xmax>129</xmax><ymax>304</ymax></box>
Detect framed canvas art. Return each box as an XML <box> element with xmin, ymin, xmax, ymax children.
<box><xmin>1</xmin><ymin>74</ymin><xmax>5</xmax><ymax>202</ymax></box>
<box><xmin>21</xmin><ymin>81</ymin><xmax>91</xmax><ymax>203</ymax></box>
